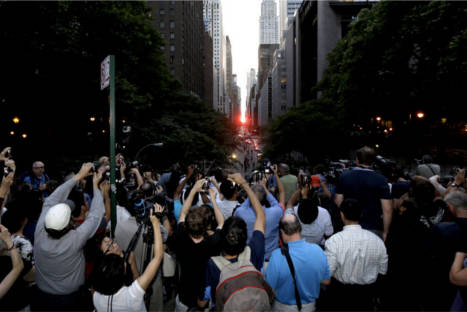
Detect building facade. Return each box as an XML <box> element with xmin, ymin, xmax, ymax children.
<box><xmin>260</xmin><ymin>0</ymin><xmax>279</xmax><ymax>45</ymax></box>
<box><xmin>148</xmin><ymin>1</ymin><xmax>206</xmax><ymax>101</ymax></box>
<box><xmin>279</xmin><ymin>0</ymin><xmax>303</xmax><ymax>40</ymax></box>
<box><xmin>203</xmin><ymin>0</ymin><xmax>226</xmax><ymax>113</ymax></box>
<box><xmin>225</xmin><ymin>36</ymin><xmax>233</xmax><ymax>119</ymax></box>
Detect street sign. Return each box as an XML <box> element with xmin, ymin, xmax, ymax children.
<box><xmin>100</xmin><ymin>55</ymin><xmax>110</xmax><ymax>90</ymax></box>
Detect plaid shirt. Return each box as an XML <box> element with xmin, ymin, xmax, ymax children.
<box><xmin>324</xmin><ymin>225</ymin><xmax>388</xmax><ymax>285</ymax></box>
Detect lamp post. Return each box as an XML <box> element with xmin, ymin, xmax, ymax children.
<box><xmin>135</xmin><ymin>142</ymin><xmax>163</xmax><ymax>161</ymax></box>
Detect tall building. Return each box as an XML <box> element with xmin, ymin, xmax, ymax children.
<box><xmin>258</xmin><ymin>44</ymin><xmax>279</xmax><ymax>92</ymax></box>
<box><xmin>225</xmin><ymin>36</ymin><xmax>233</xmax><ymax>119</ymax></box>
<box><xmin>203</xmin><ymin>31</ymin><xmax>214</xmax><ymax>108</ymax></box>
<box><xmin>148</xmin><ymin>1</ymin><xmax>205</xmax><ymax>100</ymax></box>
<box><xmin>279</xmin><ymin>0</ymin><xmax>303</xmax><ymax>39</ymax></box>
<box><xmin>260</xmin><ymin>0</ymin><xmax>279</xmax><ymax>44</ymax></box>
<box><xmin>271</xmin><ymin>48</ymin><xmax>287</xmax><ymax>118</ymax></box>
<box><xmin>246</xmin><ymin>68</ymin><xmax>257</xmax><ymax>97</ymax></box>
<box><xmin>203</xmin><ymin>0</ymin><xmax>225</xmax><ymax>113</ymax></box>
<box><xmin>231</xmin><ymin>74</ymin><xmax>241</xmax><ymax>123</ymax></box>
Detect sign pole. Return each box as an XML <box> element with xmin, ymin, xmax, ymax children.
<box><xmin>109</xmin><ymin>55</ymin><xmax>117</xmax><ymax>238</ymax></box>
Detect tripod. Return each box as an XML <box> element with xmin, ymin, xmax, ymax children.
<box><xmin>124</xmin><ymin>220</ymin><xmax>158</xmax><ymax>309</ymax></box>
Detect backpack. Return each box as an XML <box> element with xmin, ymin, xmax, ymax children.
<box><xmin>212</xmin><ymin>247</ymin><xmax>274</xmax><ymax>311</ymax></box>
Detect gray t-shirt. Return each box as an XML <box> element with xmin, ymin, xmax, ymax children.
<box><xmin>34</xmin><ymin>178</ymin><xmax>105</xmax><ymax>295</ymax></box>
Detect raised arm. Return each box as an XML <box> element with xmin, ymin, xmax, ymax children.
<box><xmin>272</xmin><ymin>165</ymin><xmax>286</xmax><ymax>207</ymax></box>
<box><xmin>38</xmin><ymin>163</ymin><xmax>93</xmax><ymax>229</ymax></box>
<box><xmin>229</xmin><ymin>173</ymin><xmax>265</xmax><ymax>234</ymax></box>
<box><xmin>0</xmin><ymin>172</ymin><xmax>14</xmax><ymax>211</ymax></box>
<box><xmin>449</xmin><ymin>252</ymin><xmax>467</xmax><ymax>286</ymax></box>
<box><xmin>287</xmin><ymin>189</ymin><xmax>302</xmax><ymax>209</ymax></box>
<box><xmin>76</xmin><ymin>170</ymin><xmax>106</xmax><ymax>246</ymax></box>
<box><xmin>0</xmin><ymin>225</ymin><xmax>24</xmax><ymax>299</ymax></box>
<box><xmin>137</xmin><ymin>205</ymin><xmax>164</xmax><ymax>291</ymax></box>
<box><xmin>208</xmin><ymin>187</ymin><xmax>224</xmax><ymax>229</ymax></box>
<box><xmin>100</xmin><ymin>180</ymin><xmax>111</xmax><ymax>222</ymax></box>
<box><xmin>131</xmin><ymin>168</ymin><xmax>144</xmax><ymax>190</ymax></box>
<box><xmin>174</xmin><ymin>165</ymin><xmax>194</xmax><ymax>201</ymax></box>
<box><xmin>178</xmin><ymin>179</ymin><xmax>204</xmax><ymax>223</ymax></box>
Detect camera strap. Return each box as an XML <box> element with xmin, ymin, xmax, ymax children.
<box><xmin>123</xmin><ymin>223</ymin><xmax>143</xmax><ymax>264</ymax></box>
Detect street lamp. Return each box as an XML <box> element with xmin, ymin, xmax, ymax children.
<box><xmin>12</xmin><ymin>117</ymin><xmax>20</xmax><ymax>124</ymax></box>
<box><xmin>416</xmin><ymin>111</ymin><xmax>425</xmax><ymax>119</ymax></box>
<box><xmin>376</xmin><ymin>116</ymin><xmax>382</xmax><ymax>122</ymax></box>
<box><xmin>232</xmin><ymin>153</ymin><xmax>237</xmax><ymax>159</ymax></box>
<box><xmin>21</xmin><ymin>133</ymin><xmax>27</xmax><ymax>139</ymax></box>
<box><xmin>9</xmin><ymin>131</ymin><xmax>14</xmax><ymax>136</ymax></box>
<box><xmin>90</xmin><ymin>116</ymin><xmax>96</xmax><ymax>122</ymax></box>
<box><xmin>135</xmin><ymin>142</ymin><xmax>164</xmax><ymax>161</ymax></box>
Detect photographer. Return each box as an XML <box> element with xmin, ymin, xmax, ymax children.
<box><xmin>286</xmin><ymin>180</ymin><xmax>333</xmax><ymax>246</ymax></box>
<box><xmin>31</xmin><ymin>163</ymin><xmax>105</xmax><ymax>311</ymax></box>
<box><xmin>102</xmin><ymin>180</ymin><xmax>169</xmax><ymax>312</ymax></box>
<box><xmin>92</xmin><ymin>206</ymin><xmax>164</xmax><ymax>312</ymax></box>
<box><xmin>173</xmin><ymin>179</ymin><xmax>224</xmax><ymax>311</ymax></box>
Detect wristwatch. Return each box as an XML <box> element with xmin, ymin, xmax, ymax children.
<box><xmin>451</xmin><ymin>182</ymin><xmax>460</xmax><ymax>187</ymax></box>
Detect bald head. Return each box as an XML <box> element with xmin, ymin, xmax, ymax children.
<box><xmin>279</xmin><ymin>213</ymin><xmax>302</xmax><ymax>236</ymax></box>
<box><xmin>278</xmin><ymin>163</ymin><xmax>290</xmax><ymax>176</ymax></box>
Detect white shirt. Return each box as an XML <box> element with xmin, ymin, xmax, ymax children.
<box><xmin>287</xmin><ymin>206</ymin><xmax>333</xmax><ymax>245</ymax></box>
<box><xmin>93</xmin><ymin>280</ymin><xmax>146</xmax><ymax>312</ymax></box>
<box><xmin>324</xmin><ymin>225</ymin><xmax>388</xmax><ymax>285</ymax></box>
<box><xmin>216</xmin><ymin>199</ymin><xmax>240</xmax><ymax>219</ymax></box>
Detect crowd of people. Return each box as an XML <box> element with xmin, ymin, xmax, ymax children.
<box><xmin>0</xmin><ymin>145</ymin><xmax>466</xmax><ymax>311</ymax></box>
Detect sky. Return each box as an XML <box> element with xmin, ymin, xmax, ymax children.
<box><xmin>222</xmin><ymin>0</ymin><xmax>262</xmax><ymax>116</ymax></box>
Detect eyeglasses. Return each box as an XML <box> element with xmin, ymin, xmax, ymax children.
<box><xmin>33</xmin><ymin>167</ymin><xmax>44</xmax><ymax>169</ymax></box>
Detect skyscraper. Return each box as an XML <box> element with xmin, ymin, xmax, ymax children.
<box><xmin>203</xmin><ymin>0</ymin><xmax>225</xmax><ymax>113</ymax></box>
<box><xmin>225</xmin><ymin>36</ymin><xmax>233</xmax><ymax>119</ymax></box>
<box><xmin>260</xmin><ymin>0</ymin><xmax>279</xmax><ymax>44</ymax></box>
<box><xmin>148</xmin><ymin>1</ymin><xmax>205</xmax><ymax>100</ymax></box>
<box><xmin>279</xmin><ymin>0</ymin><xmax>303</xmax><ymax>40</ymax></box>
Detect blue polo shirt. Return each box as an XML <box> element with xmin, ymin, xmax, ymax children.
<box><xmin>234</xmin><ymin>193</ymin><xmax>283</xmax><ymax>260</ymax></box>
<box><xmin>265</xmin><ymin>239</ymin><xmax>330</xmax><ymax>305</ymax></box>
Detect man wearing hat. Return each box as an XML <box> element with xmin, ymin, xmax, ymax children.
<box><xmin>32</xmin><ymin>163</ymin><xmax>104</xmax><ymax>311</ymax></box>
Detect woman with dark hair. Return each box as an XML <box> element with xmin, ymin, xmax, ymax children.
<box><xmin>286</xmin><ymin>186</ymin><xmax>334</xmax><ymax>246</ymax></box>
<box><xmin>91</xmin><ymin>206</ymin><xmax>163</xmax><ymax>312</ymax></box>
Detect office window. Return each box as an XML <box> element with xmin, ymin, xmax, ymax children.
<box><xmin>170</xmin><ymin>45</ymin><xmax>175</xmax><ymax>52</ymax></box>
<box><xmin>170</xmin><ymin>21</ymin><xmax>175</xmax><ymax>29</ymax></box>
<box><xmin>159</xmin><ymin>9</ymin><xmax>165</xmax><ymax>15</ymax></box>
<box><xmin>170</xmin><ymin>32</ymin><xmax>175</xmax><ymax>39</ymax></box>
<box><xmin>170</xmin><ymin>55</ymin><xmax>174</xmax><ymax>64</ymax></box>
<box><xmin>170</xmin><ymin>8</ymin><xmax>175</xmax><ymax>15</ymax></box>
<box><xmin>160</xmin><ymin>22</ymin><xmax>165</xmax><ymax>29</ymax></box>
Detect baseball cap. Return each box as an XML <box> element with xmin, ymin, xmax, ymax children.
<box><xmin>311</xmin><ymin>175</ymin><xmax>321</xmax><ymax>187</ymax></box>
<box><xmin>391</xmin><ymin>181</ymin><xmax>410</xmax><ymax>199</ymax></box>
<box><xmin>45</xmin><ymin>203</ymin><xmax>71</xmax><ymax>231</ymax></box>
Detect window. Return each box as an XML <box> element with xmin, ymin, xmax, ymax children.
<box><xmin>170</xmin><ymin>8</ymin><xmax>175</xmax><ymax>15</ymax></box>
<box><xmin>170</xmin><ymin>32</ymin><xmax>175</xmax><ymax>39</ymax></box>
<box><xmin>170</xmin><ymin>45</ymin><xmax>175</xmax><ymax>52</ymax></box>
<box><xmin>160</xmin><ymin>22</ymin><xmax>165</xmax><ymax>29</ymax></box>
<box><xmin>159</xmin><ymin>9</ymin><xmax>165</xmax><ymax>15</ymax></box>
<box><xmin>170</xmin><ymin>21</ymin><xmax>175</xmax><ymax>29</ymax></box>
<box><xmin>170</xmin><ymin>55</ymin><xmax>174</xmax><ymax>64</ymax></box>
<box><xmin>160</xmin><ymin>46</ymin><xmax>165</xmax><ymax>51</ymax></box>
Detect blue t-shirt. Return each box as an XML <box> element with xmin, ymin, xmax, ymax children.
<box><xmin>265</xmin><ymin>239</ymin><xmax>330</xmax><ymax>305</ymax></box>
<box><xmin>335</xmin><ymin>167</ymin><xmax>390</xmax><ymax>231</ymax></box>
<box><xmin>204</xmin><ymin>230</ymin><xmax>265</xmax><ymax>303</ymax></box>
<box><xmin>173</xmin><ymin>200</ymin><xmax>182</xmax><ymax>222</ymax></box>
<box><xmin>234</xmin><ymin>194</ymin><xmax>283</xmax><ymax>260</ymax></box>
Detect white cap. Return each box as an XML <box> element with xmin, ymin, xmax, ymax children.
<box><xmin>45</xmin><ymin>203</ymin><xmax>71</xmax><ymax>231</ymax></box>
